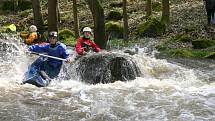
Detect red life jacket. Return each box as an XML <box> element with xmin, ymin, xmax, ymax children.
<box><xmin>75</xmin><ymin>37</ymin><xmax>101</xmax><ymax>55</ymax></box>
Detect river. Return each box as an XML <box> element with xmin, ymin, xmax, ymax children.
<box><xmin>0</xmin><ymin>35</ymin><xmax>215</xmax><ymax>121</ymax></box>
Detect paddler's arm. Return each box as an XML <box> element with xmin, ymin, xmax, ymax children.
<box><xmin>29</xmin><ymin>43</ymin><xmax>49</xmax><ymax>53</ymax></box>
<box><xmin>90</xmin><ymin>40</ymin><xmax>101</xmax><ymax>52</ymax></box>
<box><xmin>61</xmin><ymin>44</ymin><xmax>72</xmax><ymax>63</ymax></box>
<box><xmin>75</xmin><ymin>38</ymin><xmax>85</xmax><ymax>55</ymax></box>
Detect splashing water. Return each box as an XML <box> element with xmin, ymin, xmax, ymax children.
<box><xmin>0</xmin><ymin>35</ymin><xmax>215</xmax><ymax>121</ymax></box>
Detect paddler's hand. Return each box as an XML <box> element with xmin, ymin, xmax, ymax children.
<box><xmin>83</xmin><ymin>51</ymin><xmax>87</xmax><ymax>55</ymax></box>
<box><xmin>23</xmin><ymin>46</ymin><xmax>30</xmax><ymax>55</ymax></box>
<box><xmin>66</xmin><ymin>57</ymin><xmax>73</xmax><ymax>63</ymax></box>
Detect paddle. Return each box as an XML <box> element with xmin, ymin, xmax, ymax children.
<box><xmin>29</xmin><ymin>51</ymin><xmax>67</xmax><ymax>61</ymax></box>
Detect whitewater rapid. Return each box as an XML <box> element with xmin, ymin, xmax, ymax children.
<box><xmin>0</xmin><ymin>36</ymin><xmax>215</xmax><ymax>121</ymax></box>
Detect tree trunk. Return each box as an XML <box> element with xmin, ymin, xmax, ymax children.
<box><xmin>146</xmin><ymin>0</ymin><xmax>152</xmax><ymax>18</ymax></box>
<box><xmin>86</xmin><ymin>0</ymin><xmax>106</xmax><ymax>49</ymax></box>
<box><xmin>73</xmin><ymin>0</ymin><xmax>80</xmax><ymax>38</ymax></box>
<box><xmin>57</xmin><ymin>1</ymin><xmax>61</xmax><ymax>23</ymax></box>
<box><xmin>13</xmin><ymin>0</ymin><xmax>18</xmax><ymax>13</ymax></box>
<box><xmin>123</xmin><ymin>0</ymin><xmax>128</xmax><ymax>41</ymax></box>
<box><xmin>32</xmin><ymin>0</ymin><xmax>44</xmax><ymax>32</ymax></box>
<box><xmin>161</xmin><ymin>0</ymin><xmax>170</xmax><ymax>25</ymax></box>
<box><xmin>48</xmin><ymin>0</ymin><xmax>58</xmax><ymax>32</ymax></box>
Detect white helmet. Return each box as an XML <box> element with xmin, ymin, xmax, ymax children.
<box><xmin>29</xmin><ymin>25</ymin><xmax>37</xmax><ymax>32</ymax></box>
<box><xmin>83</xmin><ymin>27</ymin><xmax>92</xmax><ymax>33</ymax></box>
<box><xmin>49</xmin><ymin>31</ymin><xmax>58</xmax><ymax>37</ymax></box>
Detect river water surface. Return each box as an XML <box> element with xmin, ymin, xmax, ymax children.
<box><xmin>0</xmin><ymin>36</ymin><xmax>215</xmax><ymax>121</ymax></box>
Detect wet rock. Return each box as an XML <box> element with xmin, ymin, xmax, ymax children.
<box><xmin>69</xmin><ymin>52</ymin><xmax>141</xmax><ymax>84</ymax></box>
<box><xmin>138</xmin><ymin>17</ymin><xmax>165</xmax><ymax>37</ymax></box>
<box><xmin>105</xmin><ymin>21</ymin><xmax>123</xmax><ymax>39</ymax></box>
<box><xmin>124</xmin><ymin>48</ymin><xmax>139</xmax><ymax>55</ymax></box>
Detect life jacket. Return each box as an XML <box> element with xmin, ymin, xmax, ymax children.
<box><xmin>75</xmin><ymin>37</ymin><xmax>101</xmax><ymax>55</ymax></box>
<box><xmin>24</xmin><ymin>32</ymin><xmax>47</xmax><ymax>45</ymax></box>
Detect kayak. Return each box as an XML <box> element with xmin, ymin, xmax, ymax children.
<box><xmin>22</xmin><ymin>57</ymin><xmax>51</xmax><ymax>87</ymax></box>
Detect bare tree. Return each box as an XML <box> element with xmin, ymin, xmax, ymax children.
<box><xmin>48</xmin><ymin>0</ymin><xmax>58</xmax><ymax>32</ymax></box>
<box><xmin>146</xmin><ymin>0</ymin><xmax>152</xmax><ymax>18</ymax></box>
<box><xmin>86</xmin><ymin>0</ymin><xmax>106</xmax><ymax>49</ymax></box>
<box><xmin>13</xmin><ymin>0</ymin><xmax>18</xmax><ymax>13</ymax></box>
<box><xmin>161</xmin><ymin>0</ymin><xmax>170</xmax><ymax>25</ymax></box>
<box><xmin>32</xmin><ymin>0</ymin><xmax>44</xmax><ymax>32</ymax></box>
<box><xmin>123</xmin><ymin>0</ymin><xmax>128</xmax><ymax>41</ymax></box>
<box><xmin>73</xmin><ymin>0</ymin><xmax>80</xmax><ymax>38</ymax></box>
<box><xmin>57</xmin><ymin>1</ymin><xmax>61</xmax><ymax>23</ymax></box>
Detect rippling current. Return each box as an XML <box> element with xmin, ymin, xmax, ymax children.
<box><xmin>0</xmin><ymin>35</ymin><xmax>215</xmax><ymax>121</ymax></box>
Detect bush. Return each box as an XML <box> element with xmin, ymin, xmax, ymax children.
<box><xmin>19</xmin><ymin>9</ymin><xmax>32</xmax><ymax>17</ymax></box>
<box><xmin>1</xmin><ymin>0</ymin><xmax>31</xmax><ymax>11</ymax></box>
<box><xmin>172</xmin><ymin>34</ymin><xmax>193</xmax><ymax>43</ymax></box>
<box><xmin>107</xmin><ymin>10</ymin><xmax>123</xmax><ymax>21</ymax></box>
<box><xmin>105</xmin><ymin>21</ymin><xmax>123</xmax><ymax>39</ymax></box>
<box><xmin>59</xmin><ymin>29</ymin><xmax>76</xmax><ymax>46</ymax></box>
<box><xmin>205</xmin><ymin>52</ymin><xmax>215</xmax><ymax>59</ymax></box>
<box><xmin>170</xmin><ymin>49</ymin><xmax>193</xmax><ymax>58</ymax></box>
<box><xmin>152</xmin><ymin>1</ymin><xmax>161</xmax><ymax>12</ymax></box>
<box><xmin>184</xmin><ymin>26</ymin><xmax>197</xmax><ymax>33</ymax></box>
<box><xmin>109</xmin><ymin>2</ymin><xmax>123</xmax><ymax>8</ymax></box>
<box><xmin>156</xmin><ymin>45</ymin><xmax>168</xmax><ymax>51</ymax></box>
<box><xmin>138</xmin><ymin>17</ymin><xmax>165</xmax><ymax>37</ymax></box>
<box><xmin>1</xmin><ymin>0</ymin><xmax>14</xmax><ymax>11</ymax></box>
<box><xmin>18</xmin><ymin>0</ymin><xmax>32</xmax><ymax>11</ymax></box>
<box><xmin>192</xmin><ymin>39</ymin><xmax>215</xmax><ymax>49</ymax></box>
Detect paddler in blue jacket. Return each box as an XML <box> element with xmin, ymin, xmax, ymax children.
<box><xmin>28</xmin><ymin>31</ymin><xmax>72</xmax><ymax>79</ymax></box>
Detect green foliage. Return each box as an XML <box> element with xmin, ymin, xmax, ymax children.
<box><xmin>184</xmin><ymin>26</ymin><xmax>197</xmax><ymax>33</ymax></box>
<box><xmin>105</xmin><ymin>21</ymin><xmax>123</xmax><ymax>38</ymax></box>
<box><xmin>18</xmin><ymin>9</ymin><xmax>32</xmax><ymax>17</ymax></box>
<box><xmin>1</xmin><ymin>0</ymin><xmax>31</xmax><ymax>11</ymax></box>
<box><xmin>109</xmin><ymin>1</ymin><xmax>123</xmax><ymax>8</ymax></box>
<box><xmin>160</xmin><ymin>48</ymin><xmax>211</xmax><ymax>58</ymax></box>
<box><xmin>192</xmin><ymin>50</ymin><xmax>210</xmax><ymax>58</ymax></box>
<box><xmin>107</xmin><ymin>10</ymin><xmax>123</xmax><ymax>21</ymax></box>
<box><xmin>152</xmin><ymin>1</ymin><xmax>161</xmax><ymax>12</ymax></box>
<box><xmin>1</xmin><ymin>0</ymin><xmax>14</xmax><ymax>11</ymax></box>
<box><xmin>205</xmin><ymin>52</ymin><xmax>215</xmax><ymax>59</ymax></box>
<box><xmin>18</xmin><ymin>0</ymin><xmax>32</xmax><ymax>11</ymax></box>
<box><xmin>169</xmin><ymin>49</ymin><xmax>194</xmax><ymax>58</ymax></box>
<box><xmin>172</xmin><ymin>34</ymin><xmax>193</xmax><ymax>43</ymax></box>
<box><xmin>192</xmin><ymin>39</ymin><xmax>215</xmax><ymax>49</ymax></box>
<box><xmin>138</xmin><ymin>17</ymin><xmax>165</xmax><ymax>37</ymax></box>
<box><xmin>59</xmin><ymin>29</ymin><xmax>76</xmax><ymax>46</ymax></box>
<box><xmin>156</xmin><ymin>45</ymin><xmax>168</xmax><ymax>51</ymax></box>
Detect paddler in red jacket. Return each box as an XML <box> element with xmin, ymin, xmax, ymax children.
<box><xmin>75</xmin><ymin>27</ymin><xmax>101</xmax><ymax>55</ymax></box>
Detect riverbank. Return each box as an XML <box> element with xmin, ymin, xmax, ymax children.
<box><xmin>0</xmin><ymin>0</ymin><xmax>215</xmax><ymax>59</ymax></box>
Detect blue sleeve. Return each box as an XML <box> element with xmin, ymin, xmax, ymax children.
<box><xmin>60</xmin><ymin>43</ymin><xmax>69</xmax><ymax>59</ymax></box>
<box><xmin>29</xmin><ymin>44</ymin><xmax>49</xmax><ymax>53</ymax></box>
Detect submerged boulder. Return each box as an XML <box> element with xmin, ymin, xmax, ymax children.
<box><xmin>68</xmin><ymin>52</ymin><xmax>141</xmax><ymax>84</ymax></box>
